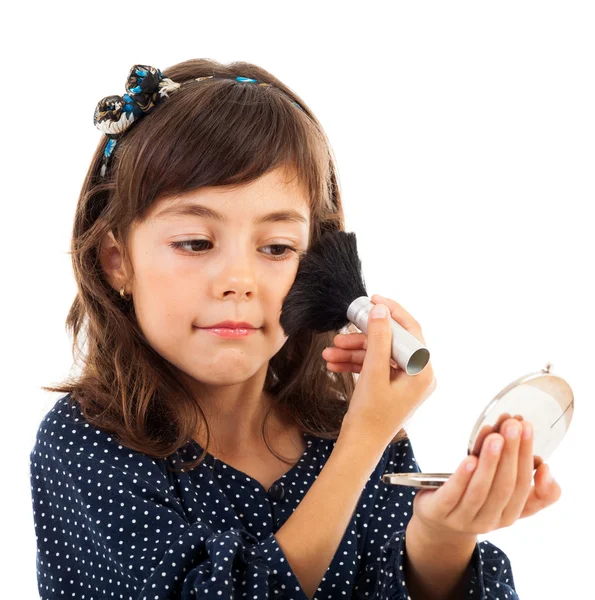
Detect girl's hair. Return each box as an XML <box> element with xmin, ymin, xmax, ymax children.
<box><xmin>42</xmin><ymin>58</ymin><xmax>408</xmax><ymax>472</ymax></box>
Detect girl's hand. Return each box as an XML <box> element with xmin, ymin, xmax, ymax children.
<box><xmin>321</xmin><ymin>293</ymin><xmax>419</xmax><ymax>372</ymax></box>
<box><xmin>412</xmin><ymin>418</ymin><xmax>563</xmax><ymax>541</ymax></box>
<box><xmin>327</xmin><ymin>294</ymin><xmax>437</xmax><ymax>444</ymax></box>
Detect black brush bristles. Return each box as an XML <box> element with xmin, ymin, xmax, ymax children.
<box><xmin>279</xmin><ymin>230</ymin><xmax>368</xmax><ymax>337</ymax></box>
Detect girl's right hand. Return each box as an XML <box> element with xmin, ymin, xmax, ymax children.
<box><xmin>325</xmin><ymin>294</ymin><xmax>437</xmax><ymax>445</ymax></box>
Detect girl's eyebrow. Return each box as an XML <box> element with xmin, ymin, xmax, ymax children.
<box><xmin>155</xmin><ymin>203</ymin><xmax>308</xmax><ymax>225</ymax></box>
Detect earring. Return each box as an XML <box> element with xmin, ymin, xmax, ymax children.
<box><xmin>119</xmin><ymin>287</ymin><xmax>131</xmax><ymax>300</ymax></box>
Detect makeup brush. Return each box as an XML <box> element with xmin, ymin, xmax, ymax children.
<box><xmin>279</xmin><ymin>230</ymin><xmax>430</xmax><ymax>376</ymax></box>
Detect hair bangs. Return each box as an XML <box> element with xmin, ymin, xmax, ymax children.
<box><xmin>113</xmin><ymin>76</ymin><xmax>332</xmax><ymax>232</ymax></box>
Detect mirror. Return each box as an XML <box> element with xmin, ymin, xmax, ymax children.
<box><xmin>382</xmin><ymin>363</ymin><xmax>574</xmax><ymax>488</ymax></box>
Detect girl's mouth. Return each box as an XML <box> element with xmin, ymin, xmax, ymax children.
<box><xmin>200</xmin><ymin>327</ymin><xmax>258</xmax><ymax>338</ymax></box>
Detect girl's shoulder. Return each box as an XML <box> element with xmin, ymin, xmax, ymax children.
<box><xmin>30</xmin><ymin>393</ymin><xmax>175</xmax><ymax>494</ymax></box>
<box><xmin>32</xmin><ymin>393</ymin><xmax>120</xmax><ymax>456</ymax></box>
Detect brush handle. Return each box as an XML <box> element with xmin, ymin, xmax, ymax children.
<box><xmin>346</xmin><ymin>296</ymin><xmax>430</xmax><ymax>376</ymax></box>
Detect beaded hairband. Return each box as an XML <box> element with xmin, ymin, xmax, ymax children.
<box><xmin>93</xmin><ymin>64</ymin><xmax>305</xmax><ymax>178</ymax></box>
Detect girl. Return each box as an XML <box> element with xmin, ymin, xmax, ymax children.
<box><xmin>30</xmin><ymin>59</ymin><xmax>560</xmax><ymax>599</ymax></box>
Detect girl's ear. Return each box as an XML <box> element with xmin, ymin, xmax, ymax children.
<box><xmin>99</xmin><ymin>230</ymin><xmax>132</xmax><ymax>293</ymax></box>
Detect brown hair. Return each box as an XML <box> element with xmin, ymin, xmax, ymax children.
<box><xmin>42</xmin><ymin>58</ymin><xmax>407</xmax><ymax>473</ymax></box>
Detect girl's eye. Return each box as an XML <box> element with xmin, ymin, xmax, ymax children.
<box><xmin>168</xmin><ymin>240</ymin><xmax>297</xmax><ymax>261</ymax></box>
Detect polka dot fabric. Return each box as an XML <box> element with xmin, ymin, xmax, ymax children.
<box><xmin>30</xmin><ymin>394</ymin><xmax>519</xmax><ymax>599</ymax></box>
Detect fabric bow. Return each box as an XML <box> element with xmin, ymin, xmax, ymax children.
<box><xmin>93</xmin><ymin>64</ymin><xmax>180</xmax><ymax>138</ymax></box>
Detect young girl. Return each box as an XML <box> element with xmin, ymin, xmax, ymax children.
<box><xmin>30</xmin><ymin>59</ymin><xmax>560</xmax><ymax>600</ymax></box>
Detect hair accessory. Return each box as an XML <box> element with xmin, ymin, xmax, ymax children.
<box><xmin>93</xmin><ymin>64</ymin><xmax>304</xmax><ymax>178</ymax></box>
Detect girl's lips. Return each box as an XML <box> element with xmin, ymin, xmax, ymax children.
<box><xmin>200</xmin><ymin>327</ymin><xmax>258</xmax><ymax>338</ymax></box>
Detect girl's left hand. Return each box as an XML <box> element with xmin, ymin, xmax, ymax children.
<box><xmin>321</xmin><ymin>302</ymin><xmax>563</xmax><ymax>539</ymax></box>
<box><xmin>411</xmin><ymin>417</ymin><xmax>562</xmax><ymax>540</ymax></box>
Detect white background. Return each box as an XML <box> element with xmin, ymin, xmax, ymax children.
<box><xmin>3</xmin><ymin>1</ymin><xmax>593</xmax><ymax>597</ymax></box>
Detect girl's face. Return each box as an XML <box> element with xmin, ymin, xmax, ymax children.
<box><xmin>104</xmin><ymin>165</ymin><xmax>311</xmax><ymax>388</ymax></box>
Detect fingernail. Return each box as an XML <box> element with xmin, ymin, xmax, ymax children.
<box><xmin>505</xmin><ymin>422</ymin><xmax>520</xmax><ymax>440</ymax></box>
<box><xmin>371</xmin><ymin>304</ymin><xmax>387</xmax><ymax>319</ymax></box>
<box><xmin>490</xmin><ymin>439</ymin><xmax>503</xmax><ymax>453</ymax></box>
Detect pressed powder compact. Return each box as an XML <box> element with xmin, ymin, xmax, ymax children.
<box><xmin>382</xmin><ymin>363</ymin><xmax>574</xmax><ymax>489</ymax></box>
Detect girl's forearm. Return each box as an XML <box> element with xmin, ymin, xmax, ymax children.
<box><xmin>274</xmin><ymin>428</ymin><xmax>390</xmax><ymax>599</ymax></box>
<box><xmin>404</xmin><ymin>514</ymin><xmax>478</xmax><ymax>600</ymax></box>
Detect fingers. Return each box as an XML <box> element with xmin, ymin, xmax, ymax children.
<box><xmin>451</xmin><ymin>418</ymin><xmax>558</xmax><ymax>532</ymax></box>
<box><xmin>469</xmin><ymin>420</ymin><xmax>522</xmax><ymax>526</ymax></box>
<box><xmin>418</xmin><ymin>454</ymin><xmax>480</xmax><ymax>524</ymax></box>
<box><xmin>322</xmin><ymin>346</ymin><xmax>365</xmax><ymax>364</ymax></box>
<box><xmin>333</xmin><ymin>332</ymin><xmax>368</xmax><ymax>350</ymax></box>
<box><xmin>326</xmin><ymin>362</ymin><xmax>363</xmax><ymax>374</ymax></box>
<box><xmin>371</xmin><ymin>294</ymin><xmax>425</xmax><ymax>343</ymax></box>
<box><xmin>449</xmin><ymin>431</ymin><xmax>505</xmax><ymax>525</ymax></box>
<box><xmin>500</xmin><ymin>421</ymin><xmax>534</xmax><ymax>524</ymax></box>
<box><xmin>519</xmin><ymin>464</ymin><xmax>562</xmax><ymax>519</ymax></box>
<box><xmin>360</xmin><ymin>302</ymin><xmax>393</xmax><ymax>381</ymax></box>
<box><xmin>370</xmin><ymin>295</ymin><xmax>434</xmax><ymax>387</ymax></box>
<box><xmin>326</xmin><ymin>294</ymin><xmax>425</xmax><ymax>375</ymax></box>
<box><xmin>323</xmin><ymin>338</ymin><xmax>398</xmax><ymax>369</ymax></box>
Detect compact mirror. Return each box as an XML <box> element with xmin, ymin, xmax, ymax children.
<box><xmin>382</xmin><ymin>363</ymin><xmax>574</xmax><ymax>489</ymax></box>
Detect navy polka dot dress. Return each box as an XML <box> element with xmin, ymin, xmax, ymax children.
<box><xmin>30</xmin><ymin>394</ymin><xmax>519</xmax><ymax>599</ymax></box>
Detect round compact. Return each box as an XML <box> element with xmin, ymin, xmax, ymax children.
<box><xmin>382</xmin><ymin>363</ymin><xmax>574</xmax><ymax>489</ymax></box>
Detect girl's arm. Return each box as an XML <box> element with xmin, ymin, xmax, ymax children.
<box><xmin>404</xmin><ymin>514</ymin><xmax>478</xmax><ymax>599</ymax></box>
<box><xmin>274</xmin><ymin>425</ymin><xmax>390</xmax><ymax>598</ymax></box>
<box><xmin>352</xmin><ymin>437</ymin><xmax>519</xmax><ymax>600</ymax></box>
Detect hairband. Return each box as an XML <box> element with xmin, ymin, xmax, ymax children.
<box><xmin>93</xmin><ymin>64</ymin><xmax>305</xmax><ymax>178</ymax></box>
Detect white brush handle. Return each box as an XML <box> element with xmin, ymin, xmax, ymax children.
<box><xmin>346</xmin><ymin>296</ymin><xmax>430</xmax><ymax>376</ymax></box>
